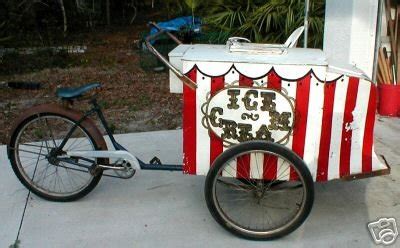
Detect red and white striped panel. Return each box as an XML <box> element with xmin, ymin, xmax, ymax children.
<box><xmin>182</xmin><ymin>66</ymin><xmax>387</xmax><ymax>182</ymax></box>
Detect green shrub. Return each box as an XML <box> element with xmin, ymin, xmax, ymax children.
<box><xmin>203</xmin><ymin>0</ymin><xmax>325</xmax><ymax>48</ymax></box>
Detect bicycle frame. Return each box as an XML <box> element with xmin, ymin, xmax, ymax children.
<box><xmin>55</xmin><ymin>98</ymin><xmax>183</xmax><ymax>172</ymax></box>
<box><xmin>52</xmin><ymin>23</ymin><xmax>194</xmax><ymax>174</ymax></box>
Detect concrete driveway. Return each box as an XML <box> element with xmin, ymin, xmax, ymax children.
<box><xmin>1</xmin><ymin>117</ymin><xmax>400</xmax><ymax>247</ymax></box>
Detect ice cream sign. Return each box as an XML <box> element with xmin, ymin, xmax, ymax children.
<box><xmin>202</xmin><ymin>87</ymin><xmax>295</xmax><ymax>145</ymax></box>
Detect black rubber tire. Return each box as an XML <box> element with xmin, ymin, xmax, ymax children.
<box><xmin>8</xmin><ymin>113</ymin><xmax>104</xmax><ymax>202</ymax></box>
<box><xmin>205</xmin><ymin>141</ymin><xmax>314</xmax><ymax>240</ymax></box>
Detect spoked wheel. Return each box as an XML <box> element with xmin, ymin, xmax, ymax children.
<box><xmin>205</xmin><ymin>141</ymin><xmax>314</xmax><ymax>240</ymax></box>
<box><xmin>8</xmin><ymin>113</ymin><xmax>104</xmax><ymax>201</ymax></box>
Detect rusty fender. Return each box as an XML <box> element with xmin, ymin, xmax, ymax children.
<box><xmin>7</xmin><ymin>103</ymin><xmax>108</xmax><ymax>159</ymax></box>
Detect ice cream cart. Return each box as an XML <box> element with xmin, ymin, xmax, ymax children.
<box><xmin>7</xmin><ymin>22</ymin><xmax>390</xmax><ymax>241</ymax></box>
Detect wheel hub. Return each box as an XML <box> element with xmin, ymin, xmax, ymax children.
<box><xmin>47</xmin><ymin>148</ymin><xmax>62</xmax><ymax>166</ymax></box>
<box><xmin>47</xmin><ymin>156</ymin><xmax>60</xmax><ymax>166</ymax></box>
<box><xmin>253</xmin><ymin>181</ymin><xmax>266</xmax><ymax>201</ymax></box>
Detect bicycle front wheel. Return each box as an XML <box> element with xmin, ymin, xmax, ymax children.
<box><xmin>205</xmin><ymin>141</ymin><xmax>314</xmax><ymax>240</ymax></box>
<box><xmin>8</xmin><ymin>112</ymin><xmax>104</xmax><ymax>201</ymax></box>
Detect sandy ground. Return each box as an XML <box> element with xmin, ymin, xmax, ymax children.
<box><xmin>0</xmin><ymin>27</ymin><xmax>182</xmax><ymax>144</ymax></box>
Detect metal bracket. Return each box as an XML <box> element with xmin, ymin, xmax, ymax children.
<box><xmin>150</xmin><ymin>156</ymin><xmax>162</xmax><ymax>165</ymax></box>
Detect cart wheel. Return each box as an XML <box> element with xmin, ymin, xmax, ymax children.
<box><xmin>205</xmin><ymin>141</ymin><xmax>314</xmax><ymax>240</ymax></box>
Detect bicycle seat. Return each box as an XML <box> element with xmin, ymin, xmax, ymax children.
<box><xmin>56</xmin><ymin>83</ymin><xmax>101</xmax><ymax>99</ymax></box>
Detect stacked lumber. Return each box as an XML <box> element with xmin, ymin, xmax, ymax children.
<box><xmin>378</xmin><ymin>0</ymin><xmax>400</xmax><ymax>85</ymax></box>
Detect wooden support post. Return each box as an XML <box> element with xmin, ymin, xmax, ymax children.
<box><xmin>385</xmin><ymin>0</ymin><xmax>397</xmax><ymax>67</ymax></box>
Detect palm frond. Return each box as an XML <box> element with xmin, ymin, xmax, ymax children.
<box><xmin>203</xmin><ymin>0</ymin><xmax>325</xmax><ymax>47</ymax></box>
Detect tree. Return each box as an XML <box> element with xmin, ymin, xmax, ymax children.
<box><xmin>58</xmin><ymin>0</ymin><xmax>67</xmax><ymax>35</ymax></box>
<box><xmin>106</xmin><ymin>0</ymin><xmax>110</xmax><ymax>25</ymax></box>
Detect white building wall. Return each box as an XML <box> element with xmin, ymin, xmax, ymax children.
<box><xmin>324</xmin><ymin>0</ymin><xmax>380</xmax><ymax>79</ymax></box>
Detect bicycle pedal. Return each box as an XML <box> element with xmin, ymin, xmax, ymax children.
<box><xmin>149</xmin><ymin>157</ymin><xmax>162</xmax><ymax>165</ymax></box>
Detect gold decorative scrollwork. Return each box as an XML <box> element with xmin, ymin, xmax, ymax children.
<box><xmin>201</xmin><ymin>86</ymin><xmax>296</xmax><ymax>146</ymax></box>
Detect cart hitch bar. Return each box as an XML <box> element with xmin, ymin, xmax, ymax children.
<box><xmin>145</xmin><ymin>22</ymin><xmax>197</xmax><ymax>90</ymax></box>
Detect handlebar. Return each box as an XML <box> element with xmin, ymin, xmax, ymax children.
<box><xmin>145</xmin><ymin>22</ymin><xmax>197</xmax><ymax>90</ymax></box>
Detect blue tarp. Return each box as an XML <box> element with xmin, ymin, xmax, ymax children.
<box><xmin>150</xmin><ymin>16</ymin><xmax>201</xmax><ymax>35</ymax></box>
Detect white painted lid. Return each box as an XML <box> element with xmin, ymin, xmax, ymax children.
<box><xmin>181</xmin><ymin>44</ymin><xmax>328</xmax><ymax>66</ymax></box>
<box><xmin>168</xmin><ymin>44</ymin><xmax>192</xmax><ymax>57</ymax></box>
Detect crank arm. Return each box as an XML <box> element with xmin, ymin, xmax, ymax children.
<box><xmin>57</xmin><ymin>157</ymin><xmax>94</xmax><ymax>169</ymax></box>
<box><xmin>97</xmin><ymin>164</ymin><xmax>127</xmax><ymax>170</ymax></box>
<box><xmin>59</xmin><ymin>156</ymin><xmax>130</xmax><ymax>171</ymax></box>
<box><xmin>66</xmin><ymin>150</ymin><xmax>141</xmax><ymax>170</ymax></box>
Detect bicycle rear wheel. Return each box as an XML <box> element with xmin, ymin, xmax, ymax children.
<box><xmin>8</xmin><ymin>112</ymin><xmax>104</xmax><ymax>201</ymax></box>
<box><xmin>205</xmin><ymin>141</ymin><xmax>314</xmax><ymax>240</ymax></box>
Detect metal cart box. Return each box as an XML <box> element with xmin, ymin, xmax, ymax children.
<box><xmin>170</xmin><ymin>44</ymin><xmax>389</xmax><ymax>181</ymax></box>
